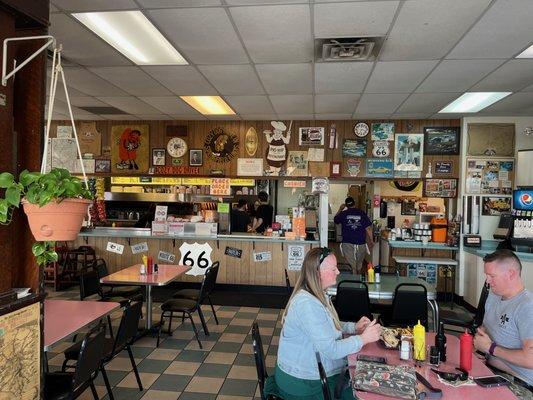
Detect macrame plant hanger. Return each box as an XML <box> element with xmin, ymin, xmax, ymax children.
<box><xmin>2</xmin><ymin>36</ymin><xmax>91</xmax><ymax>224</ymax></box>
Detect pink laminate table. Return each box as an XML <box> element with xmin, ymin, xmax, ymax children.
<box><xmin>349</xmin><ymin>333</ymin><xmax>517</xmax><ymax>399</ymax></box>
<box><xmin>44</xmin><ymin>299</ymin><xmax>120</xmax><ymax>351</ymax></box>
<box><xmin>101</xmin><ymin>264</ymin><xmax>191</xmax><ymax>329</ymax></box>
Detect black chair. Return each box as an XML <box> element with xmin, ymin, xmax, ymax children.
<box><xmin>284</xmin><ymin>268</ymin><xmax>292</xmax><ymax>297</ymax></box>
<box><xmin>252</xmin><ymin>322</ymin><xmax>283</xmax><ymax>400</ymax></box>
<box><xmin>315</xmin><ymin>352</ymin><xmax>332</xmax><ymax>400</ymax></box>
<box><xmin>62</xmin><ymin>301</ymin><xmax>144</xmax><ymax>400</ymax></box>
<box><xmin>337</xmin><ymin>263</ymin><xmax>353</xmax><ymax>274</ymax></box>
<box><xmin>44</xmin><ymin>325</ymin><xmax>105</xmax><ymax>400</ymax></box>
<box><xmin>157</xmin><ymin>264</ymin><xmax>219</xmax><ymax>348</ymax></box>
<box><xmin>171</xmin><ymin>261</ymin><xmax>220</xmax><ymax>325</ymax></box>
<box><xmin>93</xmin><ymin>258</ymin><xmax>143</xmax><ymax>299</ymax></box>
<box><xmin>380</xmin><ymin>283</ymin><xmax>428</xmax><ymax>329</ymax></box>
<box><xmin>441</xmin><ymin>282</ymin><xmax>489</xmax><ymax>333</ymax></box>
<box><xmin>334</xmin><ymin>280</ymin><xmax>372</xmax><ymax>323</ymax></box>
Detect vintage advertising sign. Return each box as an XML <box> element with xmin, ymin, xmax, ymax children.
<box><xmin>287</xmin><ymin>245</ymin><xmax>305</xmax><ymax>271</ymax></box>
<box><xmin>225</xmin><ymin>246</ymin><xmax>243</xmax><ymax>258</ymax></box>
<box><xmin>106</xmin><ymin>241</ymin><xmax>124</xmax><ymax>254</ymax></box>
<box><xmin>130</xmin><ymin>242</ymin><xmax>148</xmax><ymax>254</ymax></box>
<box><xmin>179</xmin><ymin>242</ymin><xmax>213</xmax><ymax>276</ymax></box>
<box><xmin>253</xmin><ymin>251</ymin><xmax>272</xmax><ymax>262</ymax></box>
<box><xmin>366</xmin><ymin>159</ymin><xmax>394</xmax><ymax>178</ymax></box>
<box><xmin>158</xmin><ymin>250</ymin><xmax>176</xmax><ymax>263</ymax></box>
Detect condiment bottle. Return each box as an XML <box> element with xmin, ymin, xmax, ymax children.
<box><xmin>367</xmin><ymin>262</ymin><xmax>375</xmax><ymax>283</ymax></box>
<box><xmin>400</xmin><ymin>337</ymin><xmax>411</xmax><ymax>360</ymax></box>
<box><xmin>413</xmin><ymin>320</ymin><xmax>426</xmax><ymax>361</ymax></box>
<box><xmin>147</xmin><ymin>256</ymin><xmax>153</xmax><ymax>274</ymax></box>
<box><xmin>435</xmin><ymin>321</ymin><xmax>447</xmax><ymax>362</ymax></box>
<box><xmin>375</xmin><ymin>264</ymin><xmax>381</xmax><ymax>283</ymax></box>
<box><xmin>459</xmin><ymin>330</ymin><xmax>473</xmax><ymax>372</ymax></box>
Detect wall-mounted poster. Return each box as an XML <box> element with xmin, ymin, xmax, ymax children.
<box><xmin>346</xmin><ymin>159</ymin><xmax>362</xmax><ymax>177</ymax></box>
<box><xmin>79</xmin><ymin>122</ymin><xmax>102</xmax><ymax>156</ymax></box>
<box><xmin>482</xmin><ymin>196</ymin><xmax>512</xmax><ymax>216</ymax></box>
<box><xmin>331</xmin><ymin>162</ymin><xmax>341</xmax><ymax>177</ymax></box>
<box><xmin>342</xmin><ymin>139</ymin><xmax>367</xmax><ymax>157</ymax></box>
<box><xmin>111</xmin><ymin>125</ymin><xmax>149</xmax><ymax>173</ymax></box>
<box><xmin>394</xmin><ymin>133</ymin><xmax>423</xmax><ymax>172</ymax></box>
<box><xmin>265</xmin><ymin>121</ymin><xmax>291</xmax><ymax>175</ymax></box>
<box><xmin>371</xmin><ymin>123</ymin><xmax>395</xmax><ymax>141</ymax></box>
<box><xmin>152</xmin><ymin>148</ymin><xmax>166</xmax><ymax>166</ymax></box>
<box><xmin>435</xmin><ymin>161</ymin><xmax>453</xmax><ymax>174</ymax></box>
<box><xmin>299</xmin><ymin>127</ymin><xmax>324</xmax><ymax>146</ymax></box>
<box><xmin>465</xmin><ymin>157</ymin><xmax>514</xmax><ymax>195</ymax></box>
<box><xmin>204</xmin><ymin>127</ymin><xmax>239</xmax><ymax>163</ymax></box>
<box><xmin>366</xmin><ymin>159</ymin><xmax>394</xmax><ymax>178</ymax></box>
<box><xmin>287</xmin><ymin>151</ymin><xmax>308</xmax><ymax>176</ymax></box>
<box><xmin>237</xmin><ymin>158</ymin><xmax>263</xmax><ymax>176</ymax></box>
<box><xmin>95</xmin><ymin>159</ymin><xmax>111</xmax><ymax>173</ymax></box>
<box><xmin>424</xmin><ymin>178</ymin><xmax>458</xmax><ymax>198</ymax></box>
<box><xmin>423</xmin><ymin>127</ymin><xmax>460</xmax><ymax>155</ymax></box>
<box><xmin>189</xmin><ymin>149</ymin><xmax>203</xmax><ymax>166</ymax></box>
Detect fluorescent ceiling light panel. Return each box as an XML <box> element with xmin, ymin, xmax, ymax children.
<box><xmin>73</xmin><ymin>11</ymin><xmax>187</xmax><ymax>65</ymax></box>
<box><xmin>180</xmin><ymin>96</ymin><xmax>235</xmax><ymax>115</ymax></box>
<box><xmin>516</xmin><ymin>44</ymin><xmax>533</xmax><ymax>58</ymax></box>
<box><xmin>439</xmin><ymin>92</ymin><xmax>512</xmax><ymax>113</ymax></box>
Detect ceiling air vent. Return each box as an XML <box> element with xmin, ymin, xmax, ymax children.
<box><xmin>79</xmin><ymin>106</ymin><xmax>128</xmax><ymax>115</ymax></box>
<box><xmin>315</xmin><ymin>37</ymin><xmax>384</xmax><ymax>62</ymax></box>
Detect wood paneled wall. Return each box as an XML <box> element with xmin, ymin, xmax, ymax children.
<box><xmin>50</xmin><ymin>119</ymin><xmax>461</xmax><ymax>179</ymax></box>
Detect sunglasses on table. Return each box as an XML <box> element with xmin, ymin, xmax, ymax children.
<box><xmin>319</xmin><ymin>247</ymin><xmax>332</xmax><ymax>265</ymax></box>
<box><xmin>431</xmin><ymin>368</ymin><xmax>469</xmax><ymax>382</ymax></box>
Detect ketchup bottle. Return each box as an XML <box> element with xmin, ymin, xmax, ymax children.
<box><xmin>147</xmin><ymin>256</ymin><xmax>153</xmax><ymax>274</ymax></box>
<box><xmin>459</xmin><ymin>330</ymin><xmax>473</xmax><ymax>372</ymax></box>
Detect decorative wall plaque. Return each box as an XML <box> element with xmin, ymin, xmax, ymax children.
<box><xmin>204</xmin><ymin>127</ymin><xmax>239</xmax><ymax>163</ymax></box>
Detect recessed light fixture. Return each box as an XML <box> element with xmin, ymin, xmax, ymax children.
<box><xmin>439</xmin><ymin>92</ymin><xmax>512</xmax><ymax>113</ymax></box>
<box><xmin>73</xmin><ymin>11</ymin><xmax>187</xmax><ymax>65</ymax></box>
<box><xmin>180</xmin><ymin>96</ymin><xmax>235</xmax><ymax>115</ymax></box>
<box><xmin>516</xmin><ymin>44</ymin><xmax>533</xmax><ymax>58</ymax></box>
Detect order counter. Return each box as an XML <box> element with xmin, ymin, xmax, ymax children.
<box><xmin>75</xmin><ymin>227</ymin><xmax>319</xmax><ymax>287</ymax></box>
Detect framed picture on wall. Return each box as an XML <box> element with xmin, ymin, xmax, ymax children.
<box><xmin>190</xmin><ymin>149</ymin><xmax>203</xmax><ymax>166</ymax></box>
<box><xmin>331</xmin><ymin>162</ymin><xmax>341</xmax><ymax>177</ymax></box>
<box><xmin>95</xmin><ymin>159</ymin><xmax>111</xmax><ymax>173</ymax></box>
<box><xmin>152</xmin><ymin>148</ymin><xmax>166</xmax><ymax>166</ymax></box>
<box><xmin>423</xmin><ymin>127</ymin><xmax>460</xmax><ymax>155</ymax></box>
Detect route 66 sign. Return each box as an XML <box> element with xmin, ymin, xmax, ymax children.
<box><xmin>179</xmin><ymin>242</ymin><xmax>213</xmax><ymax>276</ymax></box>
<box><xmin>372</xmin><ymin>141</ymin><xmax>390</xmax><ymax>158</ymax></box>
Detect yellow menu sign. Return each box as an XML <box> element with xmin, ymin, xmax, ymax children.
<box><xmin>182</xmin><ymin>178</ymin><xmax>213</xmax><ymax>185</ymax></box>
<box><xmin>230</xmin><ymin>179</ymin><xmax>255</xmax><ymax>186</ymax></box>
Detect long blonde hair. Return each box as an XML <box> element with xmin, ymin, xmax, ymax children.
<box><xmin>283</xmin><ymin>247</ymin><xmax>342</xmax><ymax>330</ymax></box>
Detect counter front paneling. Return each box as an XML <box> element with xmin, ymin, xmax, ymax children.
<box><xmin>75</xmin><ymin>228</ymin><xmax>319</xmax><ymax>287</ymax></box>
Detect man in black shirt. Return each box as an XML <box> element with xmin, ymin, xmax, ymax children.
<box><xmin>231</xmin><ymin>199</ymin><xmax>251</xmax><ymax>233</ymax></box>
<box><xmin>252</xmin><ymin>191</ymin><xmax>273</xmax><ymax>234</ymax></box>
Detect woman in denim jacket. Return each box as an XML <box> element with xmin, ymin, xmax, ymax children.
<box><xmin>266</xmin><ymin>247</ymin><xmax>381</xmax><ymax>399</ymax></box>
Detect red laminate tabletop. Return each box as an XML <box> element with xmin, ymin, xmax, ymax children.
<box><xmin>44</xmin><ymin>299</ymin><xmax>120</xmax><ymax>351</ymax></box>
<box><xmin>349</xmin><ymin>333</ymin><xmax>517</xmax><ymax>399</ymax></box>
<box><xmin>100</xmin><ymin>264</ymin><xmax>191</xmax><ymax>286</ymax></box>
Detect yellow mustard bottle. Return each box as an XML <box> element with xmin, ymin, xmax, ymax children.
<box><xmin>413</xmin><ymin>320</ymin><xmax>426</xmax><ymax>361</ymax></box>
<box><xmin>367</xmin><ymin>262</ymin><xmax>375</xmax><ymax>283</ymax></box>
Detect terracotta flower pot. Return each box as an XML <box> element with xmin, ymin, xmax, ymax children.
<box><xmin>22</xmin><ymin>198</ymin><xmax>92</xmax><ymax>241</ymax></box>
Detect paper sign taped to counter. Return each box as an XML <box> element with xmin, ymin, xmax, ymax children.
<box><xmin>287</xmin><ymin>245</ymin><xmax>305</xmax><ymax>271</ymax></box>
<box><xmin>106</xmin><ymin>242</ymin><xmax>124</xmax><ymax>254</ymax></box>
<box><xmin>131</xmin><ymin>242</ymin><xmax>148</xmax><ymax>254</ymax></box>
<box><xmin>253</xmin><ymin>251</ymin><xmax>271</xmax><ymax>262</ymax></box>
<box><xmin>180</xmin><ymin>242</ymin><xmax>213</xmax><ymax>276</ymax></box>
<box><xmin>158</xmin><ymin>250</ymin><xmax>176</xmax><ymax>263</ymax></box>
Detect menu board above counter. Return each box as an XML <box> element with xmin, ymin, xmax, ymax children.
<box><xmin>110</xmin><ymin>176</ymin><xmax>255</xmax><ymax>186</ymax></box>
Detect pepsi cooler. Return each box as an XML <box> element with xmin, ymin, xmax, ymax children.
<box><xmin>511</xmin><ymin>189</ymin><xmax>533</xmax><ymax>250</ymax></box>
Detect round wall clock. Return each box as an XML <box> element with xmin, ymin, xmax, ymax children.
<box><xmin>167</xmin><ymin>137</ymin><xmax>187</xmax><ymax>158</ymax></box>
<box><xmin>354</xmin><ymin>122</ymin><xmax>369</xmax><ymax>137</ymax></box>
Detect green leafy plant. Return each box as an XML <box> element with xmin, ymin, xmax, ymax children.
<box><xmin>0</xmin><ymin>168</ymin><xmax>93</xmax><ymax>265</ymax></box>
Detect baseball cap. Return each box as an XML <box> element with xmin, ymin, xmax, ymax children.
<box><xmin>345</xmin><ymin>197</ymin><xmax>355</xmax><ymax>207</ymax></box>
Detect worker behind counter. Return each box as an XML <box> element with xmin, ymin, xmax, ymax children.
<box><xmin>231</xmin><ymin>199</ymin><xmax>251</xmax><ymax>233</ymax></box>
<box><xmin>251</xmin><ymin>191</ymin><xmax>273</xmax><ymax>234</ymax></box>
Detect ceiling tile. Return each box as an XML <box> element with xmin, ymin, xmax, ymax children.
<box><xmin>416</xmin><ymin>59</ymin><xmax>506</xmax><ymax>93</ymax></box>
<box><xmin>470</xmin><ymin>60</ymin><xmax>533</xmax><ymax>92</ymax></box>
<box><xmin>49</xmin><ymin>14</ymin><xmax>131</xmax><ymax>66</ymax></box>
<box><xmin>355</xmin><ymin>93</ymin><xmax>408</xmax><ymax>114</ymax></box>
<box><xmin>314</xmin><ymin>114</ymin><xmax>352</xmax><ymax>120</ymax></box>
<box><xmin>227</xmin><ymin>0</ymin><xmax>307</xmax><ymax>4</ymax></box>
<box><xmin>138</xmin><ymin>97</ymin><xmax>200</xmax><ymax>114</ymax></box>
<box><xmin>395</xmin><ymin>93</ymin><xmax>461</xmax><ymax>114</ymax></box>
<box><xmin>365</xmin><ymin>61</ymin><xmax>438</xmax><ymax>93</ymax></box>
<box><xmin>135</xmin><ymin>115</ymin><xmax>173</xmax><ymax>120</ymax></box>
<box><xmin>314</xmin><ymin>1</ymin><xmax>398</xmax><ymax>38</ymax></box>
<box><xmin>138</xmin><ymin>0</ymin><xmax>221</xmax><ymax>7</ymax></box>
<box><xmin>315</xmin><ymin>94</ymin><xmax>359</xmax><ymax>114</ymax></box>
<box><xmin>142</xmin><ymin>66</ymin><xmax>217</xmax><ymax>95</ymax></box>
<box><xmin>315</xmin><ymin>62</ymin><xmax>373</xmax><ymax>94</ymax></box>
<box><xmin>102</xmin><ymin>115</ymin><xmax>141</xmax><ymax>120</ymax></box>
<box><xmin>206</xmin><ymin>115</ymin><xmax>242</xmax><ymax>120</ymax></box>
<box><xmin>225</xmin><ymin>96</ymin><xmax>274</xmax><ymax>114</ymax></box>
<box><xmin>230</xmin><ymin>5</ymin><xmax>312</xmax><ymax>63</ymax></box>
<box><xmin>97</xmin><ymin>96</ymin><xmax>161</xmax><ymax>114</ymax></box>
<box><xmin>51</xmin><ymin>0</ymin><xmax>137</xmax><ymax>11</ymax></box>
<box><xmin>240</xmin><ymin>114</ymin><xmax>279</xmax><ymax>120</ymax></box>
<box><xmin>479</xmin><ymin>92</ymin><xmax>533</xmax><ymax>115</ymax></box>
<box><xmin>198</xmin><ymin>65</ymin><xmax>264</xmax><ymax>95</ymax></box>
<box><xmin>68</xmin><ymin>96</ymin><xmax>109</xmax><ymax>107</ymax></box>
<box><xmin>170</xmin><ymin>114</ymin><xmax>207</xmax><ymax>120</ymax></box>
<box><xmin>256</xmin><ymin>64</ymin><xmax>313</xmax><ymax>94</ymax></box>
<box><xmin>89</xmin><ymin>67</ymin><xmax>173</xmax><ymax>96</ymax></box>
<box><xmin>380</xmin><ymin>0</ymin><xmax>491</xmax><ymax>61</ymax></box>
<box><xmin>353</xmin><ymin>113</ymin><xmax>392</xmax><ymax>119</ymax></box>
<box><xmin>270</xmin><ymin>95</ymin><xmax>313</xmax><ymax>114</ymax></box>
<box><xmin>447</xmin><ymin>0</ymin><xmax>533</xmax><ymax>59</ymax></box>
<box><xmin>61</xmin><ymin>67</ymin><xmax>128</xmax><ymax>96</ymax></box>
<box><xmin>148</xmin><ymin>8</ymin><xmax>249</xmax><ymax>64</ymax></box>
<box><xmin>277</xmin><ymin>114</ymin><xmax>315</xmax><ymax>120</ymax></box>
<box><xmin>390</xmin><ymin>113</ymin><xmax>432</xmax><ymax>119</ymax></box>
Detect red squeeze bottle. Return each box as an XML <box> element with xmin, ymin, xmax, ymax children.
<box><xmin>147</xmin><ymin>256</ymin><xmax>153</xmax><ymax>274</ymax></box>
<box><xmin>459</xmin><ymin>330</ymin><xmax>473</xmax><ymax>372</ymax></box>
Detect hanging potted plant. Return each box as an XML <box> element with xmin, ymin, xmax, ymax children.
<box><xmin>0</xmin><ymin>167</ymin><xmax>93</xmax><ymax>265</ymax></box>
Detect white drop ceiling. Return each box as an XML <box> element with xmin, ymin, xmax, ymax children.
<box><xmin>47</xmin><ymin>0</ymin><xmax>533</xmax><ymax>120</ymax></box>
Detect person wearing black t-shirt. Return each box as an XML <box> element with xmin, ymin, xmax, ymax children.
<box><xmin>252</xmin><ymin>191</ymin><xmax>273</xmax><ymax>234</ymax></box>
<box><xmin>231</xmin><ymin>199</ymin><xmax>251</xmax><ymax>233</ymax></box>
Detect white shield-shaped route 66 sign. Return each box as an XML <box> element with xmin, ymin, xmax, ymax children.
<box><xmin>372</xmin><ymin>141</ymin><xmax>390</xmax><ymax>158</ymax></box>
<box><xmin>179</xmin><ymin>242</ymin><xmax>213</xmax><ymax>276</ymax></box>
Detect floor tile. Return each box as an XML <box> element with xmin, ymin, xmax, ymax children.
<box><xmin>103</xmin><ymin>387</ymin><xmax>147</xmax><ymax>400</ymax></box>
<box><xmin>219</xmin><ymin>333</ymin><xmax>247</xmax><ymax>343</ymax></box>
<box><xmin>217</xmin><ymin>396</ymin><xmax>253</xmax><ymax>400</ymax></box>
<box><xmin>130</xmin><ymin>347</ymin><xmax>156</xmax><ymax>359</ymax></box>
<box><xmin>138</xmin><ymin>359</ymin><xmax>173</xmax><ymax>374</ymax></box>
<box><xmin>195</xmin><ymin>363</ymin><xmax>231</xmax><ymax>378</ymax></box>
<box><xmin>134</xmin><ymin>336</ymin><xmax>160</xmax><ymax>348</ymax></box>
<box><xmin>204</xmin><ymin>352</ymin><xmax>237</xmax><ymax>365</ymax></box>
<box><xmin>223</xmin><ymin>325</ymin><xmax>250</xmax><ymax>334</ymax></box>
<box><xmin>94</xmin><ymin>370</ymin><xmax>128</xmax><ymax>387</ymax></box>
<box><xmin>239</xmin><ymin>307</ymin><xmax>260</xmax><ymax>313</ymax></box>
<box><xmin>218</xmin><ymin>306</ymin><xmax>241</xmax><ymax>312</ymax></box>
<box><xmin>205</xmin><ymin>324</ymin><xmax>227</xmax><ymax>333</ymax></box>
<box><xmin>219</xmin><ymin>379</ymin><xmax>257</xmax><ymax>397</ymax></box>
<box><xmin>234</xmin><ymin>312</ymin><xmax>258</xmax><ymax>319</ymax></box>
<box><xmin>106</xmin><ymin>356</ymin><xmax>137</xmax><ymax>371</ymax></box>
<box><xmin>185</xmin><ymin>376</ymin><xmax>224</xmax><ymax>394</ymax></box>
<box><xmin>265</xmin><ymin>355</ymin><xmax>277</xmax><ymax>368</ymax></box>
<box><xmin>151</xmin><ymin>374</ymin><xmax>191</xmax><ymax>392</ymax></box>
<box><xmin>179</xmin><ymin>393</ymin><xmax>217</xmax><ymax>400</ymax></box>
<box><xmin>158</xmin><ymin>338</ymin><xmax>191</xmax><ymax>350</ymax></box>
<box><xmin>147</xmin><ymin>348</ymin><xmax>181</xmax><ymax>361</ymax></box>
<box><xmin>233</xmin><ymin>354</ymin><xmax>256</xmax><ymax>367</ymax></box>
<box><xmin>256</xmin><ymin>313</ymin><xmax>278</xmax><ymax>321</ymax></box>
<box><xmin>164</xmin><ymin>361</ymin><xmax>201</xmax><ymax>376</ymax></box>
<box><xmin>117</xmin><ymin>372</ymin><xmax>160</xmax><ymax>389</ymax></box>
<box><xmin>175</xmin><ymin>350</ymin><xmax>208</xmax><ymax>363</ymax></box>
<box><xmin>227</xmin><ymin>365</ymin><xmax>257</xmax><ymax>380</ymax></box>
<box><xmin>216</xmin><ymin>311</ymin><xmax>237</xmax><ymax>319</ymax></box>
<box><xmin>212</xmin><ymin>342</ymin><xmax>242</xmax><ymax>353</ymax></box>
<box><xmin>171</xmin><ymin>330</ymin><xmax>195</xmax><ymax>340</ymax></box>
<box><xmin>229</xmin><ymin>318</ymin><xmax>255</xmax><ymax>327</ymax></box>
<box><xmin>259</xmin><ymin>308</ymin><xmax>280</xmax><ymax>315</ymax></box>
<box><xmin>185</xmin><ymin>340</ymin><xmax>216</xmax><ymax>351</ymax></box>
<box><xmin>140</xmin><ymin>389</ymin><xmax>181</xmax><ymax>400</ymax></box>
